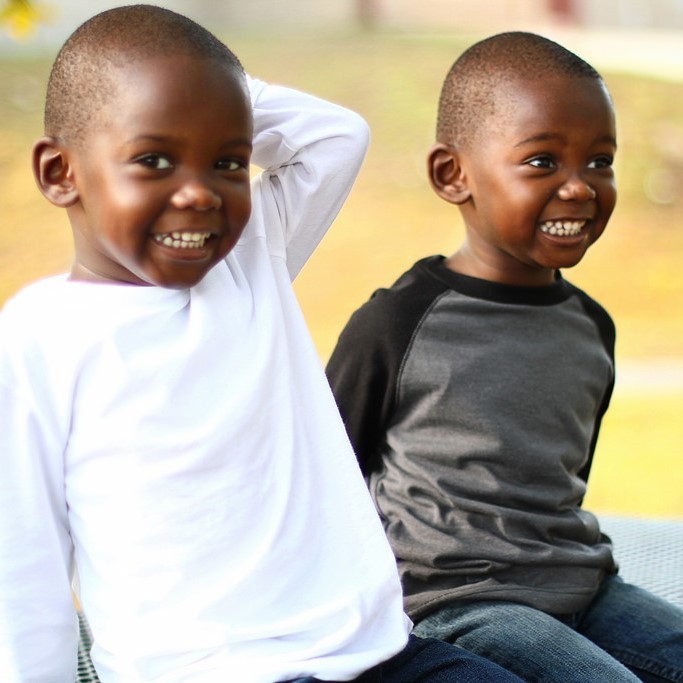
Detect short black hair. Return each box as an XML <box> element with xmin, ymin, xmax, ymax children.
<box><xmin>436</xmin><ymin>31</ymin><xmax>605</xmax><ymax>148</ymax></box>
<box><xmin>44</xmin><ymin>4</ymin><xmax>244</xmax><ymax>144</ymax></box>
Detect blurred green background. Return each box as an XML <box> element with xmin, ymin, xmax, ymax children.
<box><xmin>1</xmin><ymin>1</ymin><xmax>681</xmax><ymax>518</ymax></box>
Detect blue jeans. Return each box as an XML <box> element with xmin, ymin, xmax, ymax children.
<box><xmin>412</xmin><ymin>575</ymin><xmax>683</xmax><ymax>682</ymax></box>
<box><xmin>281</xmin><ymin>633</ymin><xmax>524</xmax><ymax>682</ymax></box>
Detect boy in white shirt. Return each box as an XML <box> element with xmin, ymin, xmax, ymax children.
<box><xmin>0</xmin><ymin>5</ymin><xmax>523</xmax><ymax>683</ymax></box>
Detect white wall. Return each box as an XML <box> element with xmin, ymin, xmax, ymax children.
<box><xmin>2</xmin><ymin>0</ymin><xmax>683</xmax><ymax>55</ymax></box>
<box><xmin>0</xmin><ymin>0</ymin><xmax>354</xmax><ymax>54</ymax></box>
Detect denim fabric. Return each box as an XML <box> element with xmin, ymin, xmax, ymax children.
<box><xmin>412</xmin><ymin>576</ymin><xmax>683</xmax><ymax>682</ymax></box>
<box><xmin>280</xmin><ymin>633</ymin><xmax>523</xmax><ymax>682</ymax></box>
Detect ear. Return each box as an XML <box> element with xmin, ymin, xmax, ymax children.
<box><xmin>426</xmin><ymin>143</ymin><xmax>471</xmax><ymax>205</ymax></box>
<box><xmin>32</xmin><ymin>136</ymin><xmax>80</xmax><ymax>208</ymax></box>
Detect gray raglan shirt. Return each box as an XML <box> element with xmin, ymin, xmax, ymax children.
<box><xmin>326</xmin><ymin>255</ymin><xmax>618</xmax><ymax>619</ymax></box>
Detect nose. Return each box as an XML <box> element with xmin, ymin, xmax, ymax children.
<box><xmin>557</xmin><ymin>174</ymin><xmax>596</xmax><ymax>202</ymax></box>
<box><xmin>171</xmin><ymin>179</ymin><xmax>222</xmax><ymax>211</ymax></box>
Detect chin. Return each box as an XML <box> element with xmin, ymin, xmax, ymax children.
<box><xmin>146</xmin><ymin>269</ymin><xmax>210</xmax><ymax>289</ymax></box>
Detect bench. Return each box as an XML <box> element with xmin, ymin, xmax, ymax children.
<box><xmin>73</xmin><ymin>514</ymin><xmax>683</xmax><ymax>682</ymax></box>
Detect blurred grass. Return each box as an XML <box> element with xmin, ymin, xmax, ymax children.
<box><xmin>1</xmin><ymin>29</ymin><xmax>681</xmax><ymax>517</ymax></box>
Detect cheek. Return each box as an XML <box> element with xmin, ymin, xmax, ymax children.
<box><xmin>482</xmin><ymin>188</ymin><xmax>537</xmax><ymax>231</ymax></box>
<box><xmin>83</xmin><ymin>180</ymin><xmax>154</xmax><ymax>232</ymax></box>
<box><xmin>230</xmin><ymin>188</ymin><xmax>252</xmax><ymax>228</ymax></box>
<box><xmin>604</xmin><ymin>184</ymin><xmax>618</xmax><ymax>216</ymax></box>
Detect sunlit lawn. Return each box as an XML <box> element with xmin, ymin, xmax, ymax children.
<box><xmin>1</xmin><ymin>29</ymin><xmax>681</xmax><ymax>517</ymax></box>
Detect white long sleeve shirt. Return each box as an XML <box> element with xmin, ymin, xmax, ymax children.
<box><xmin>0</xmin><ymin>78</ymin><xmax>410</xmax><ymax>683</ymax></box>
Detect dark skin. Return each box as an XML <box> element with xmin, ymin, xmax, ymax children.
<box><xmin>33</xmin><ymin>54</ymin><xmax>253</xmax><ymax>289</ymax></box>
<box><xmin>427</xmin><ymin>73</ymin><xmax>617</xmax><ymax>287</ymax></box>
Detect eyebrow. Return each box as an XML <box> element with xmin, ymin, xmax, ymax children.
<box><xmin>514</xmin><ymin>132</ymin><xmax>617</xmax><ymax>148</ymax></box>
<box><xmin>125</xmin><ymin>134</ymin><xmax>253</xmax><ymax>149</ymax></box>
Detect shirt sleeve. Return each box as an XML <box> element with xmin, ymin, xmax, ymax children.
<box><xmin>326</xmin><ymin>263</ymin><xmax>447</xmax><ymax>478</ymax></box>
<box><xmin>573</xmin><ymin>286</ymin><xmax>616</xmax><ymax>485</ymax></box>
<box><xmin>326</xmin><ymin>292</ymin><xmax>403</xmax><ymax>477</ymax></box>
<box><xmin>0</xmin><ymin>313</ymin><xmax>77</xmax><ymax>682</ymax></box>
<box><xmin>246</xmin><ymin>75</ymin><xmax>370</xmax><ymax>279</ymax></box>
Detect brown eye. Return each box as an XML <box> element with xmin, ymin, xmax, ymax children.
<box><xmin>588</xmin><ymin>156</ymin><xmax>613</xmax><ymax>170</ymax></box>
<box><xmin>527</xmin><ymin>155</ymin><xmax>555</xmax><ymax>169</ymax></box>
<box><xmin>136</xmin><ymin>154</ymin><xmax>173</xmax><ymax>170</ymax></box>
<box><xmin>216</xmin><ymin>159</ymin><xmax>244</xmax><ymax>171</ymax></box>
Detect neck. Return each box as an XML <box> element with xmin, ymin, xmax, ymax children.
<box><xmin>444</xmin><ymin>248</ymin><xmax>556</xmax><ymax>287</ymax></box>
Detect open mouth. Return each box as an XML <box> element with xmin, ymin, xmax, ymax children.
<box><xmin>152</xmin><ymin>231</ymin><xmax>213</xmax><ymax>249</ymax></box>
<box><xmin>539</xmin><ymin>220</ymin><xmax>586</xmax><ymax>237</ymax></box>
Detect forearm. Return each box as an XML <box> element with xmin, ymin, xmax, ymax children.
<box><xmin>248</xmin><ymin>75</ymin><xmax>369</xmax><ymax>174</ymax></box>
<box><xmin>247</xmin><ymin>76</ymin><xmax>369</xmax><ymax>277</ymax></box>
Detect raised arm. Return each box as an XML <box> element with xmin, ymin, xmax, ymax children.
<box><xmin>247</xmin><ymin>76</ymin><xmax>370</xmax><ymax>278</ymax></box>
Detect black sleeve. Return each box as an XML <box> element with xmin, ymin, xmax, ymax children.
<box><xmin>326</xmin><ymin>289</ymin><xmax>402</xmax><ymax>477</ymax></box>
<box><xmin>574</xmin><ymin>286</ymin><xmax>617</xmax><ymax>484</ymax></box>
<box><xmin>326</xmin><ymin>261</ymin><xmax>448</xmax><ymax>476</ymax></box>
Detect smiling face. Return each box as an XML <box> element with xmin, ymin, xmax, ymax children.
<box><xmin>440</xmin><ymin>74</ymin><xmax>617</xmax><ymax>286</ymax></box>
<box><xmin>61</xmin><ymin>54</ymin><xmax>253</xmax><ymax>288</ymax></box>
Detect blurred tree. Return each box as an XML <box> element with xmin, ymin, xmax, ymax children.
<box><xmin>357</xmin><ymin>0</ymin><xmax>379</xmax><ymax>29</ymax></box>
<box><xmin>0</xmin><ymin>0</ymin><xmax>52</xmax><ymax>39</ymax></box>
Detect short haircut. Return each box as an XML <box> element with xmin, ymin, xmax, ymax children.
<box><xmin>436</xmin><ymin>31</ymin><xmax>605</xmax><ymax>147</ymax></box>
<box><xmin>44</xmin><ymin>4</ymin><xmax>244</xmax><ymax>145</ymax></box>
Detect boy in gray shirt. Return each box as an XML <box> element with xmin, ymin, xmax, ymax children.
<box><xmin>327</xmin><ymin>31</ymin><xmax>683</xmax><ymax>683</ymax></box>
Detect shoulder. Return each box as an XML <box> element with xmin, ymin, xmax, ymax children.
<box><xmin>339</xmin><ymin>256</ymin><xmax>450</xmax><ymax>346</ymax></box>
<box><xmin>1</xmin><ymin>275</ymin><xmax>67</xmax><ymax>335</ymax></box>
<box><xmin>561</xmin><ymin>278</ymin><xmax>615</xmax><ymax>353</ymax></box>
<box><xmin>327</xmin><ymin>256</ymin><xmax>451</xmax><ymax>402</ymax></box>
<box><xmin>0</xmin><ymin>277</ymin><xmax>69</xmax><ymax>387</ymax></box>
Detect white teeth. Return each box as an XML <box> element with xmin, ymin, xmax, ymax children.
<box><xmin>154</xmin><ymin>232</ymin><xmax>212</xmax><ymax>248</ymax></box>
<box><xmin>540</xmin><ymin>220</ymin><xmax>585</xmax><ymax>236</ymax></box>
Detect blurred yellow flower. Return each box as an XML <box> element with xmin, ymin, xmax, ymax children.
<box><xmin>0</xmin><ymin>0</ymin><xmax>53</xmax><ymax>39</ymax></box>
